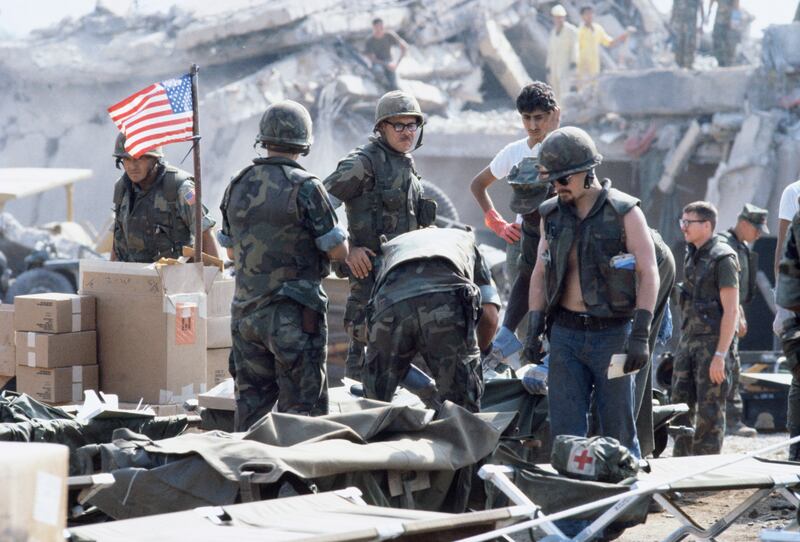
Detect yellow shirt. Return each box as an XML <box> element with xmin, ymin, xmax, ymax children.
<box><xmin>577</xmin><ymin>22</ymin><xmax>612</xmax><ymax>77</ymax></box>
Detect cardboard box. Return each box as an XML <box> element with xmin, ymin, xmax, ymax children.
<box><xmin>0</xmin><ymin>305</ymin><xmax>14</xmax><ymax>376</ymax></box>
<box><xmin>14</xmin><ymin>293</ymin><xmax>96</xmax><ymax>333</ymax></box>
<box><xmin>80</xmin><ymin>260</ymin><xmax>215</xmax><ymax>404</ymax></box>
<box><xmin>198</xmin><ymin>378</ymin><xmax>235</xmax><ymax>411</ymax></box>
<box><xmin>0</xmin><ymin>442</ymin><xmax>68</xmax><ymax>541</ymax></box>
<box><xmin>207</xmin><ymin>316</ymin><xmax>232</xmax><ymax>349</ymax></box>
<box><xmin>15</xmin><ymin>331</ymin><xmax>97</xmax><ymax>368</ymax></box>
<box><xmin>17</xmin><ymin>364</ymin><xmax>99</xmax><ymax>404</ymax></box>
<box><xmin>207</xmin><ymin>275</ymin><xmax>234</xmax><ymax>318</ymax></box>
<box><xmin>206</xmin><ymin>347</ymin><xmax>231</xmax><ymax>388</ymax></box>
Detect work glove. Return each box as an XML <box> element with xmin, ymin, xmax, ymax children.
<box><xmin>517</xmin><ymin>357</ymin><xmax>549</xmax><ymax>395</ymax></box>
<box><xmin>484</xmin><ymin>209</ymin><xmax>521</xmax><ymax>243</ymax></box>
<box><xmin>483</xmin><ymin>326</ymin><xmax>523</xmax><ymax>372</ymax></box>
<box><xmin>522</xmin><ymin>310</ymin><xmax>546</xmax><ymax>363</ymax></box>
<box><xmin>624</xmin><ymin>309</ymin><xmax>653</xmax><ymax>374</ymax></box>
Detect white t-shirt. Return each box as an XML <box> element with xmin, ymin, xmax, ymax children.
<box><xmin>489</xmin><ymin>137</ymin><xmax>541</xmax><ymax>224</ymax></box>
<box><xmin>779</xmin><ymin>179</ymin><xmax>800</xmax><ymax>221</ymax></box>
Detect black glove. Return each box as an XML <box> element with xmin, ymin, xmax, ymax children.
<box><xmin>523</xmin><ymin>310</ymin><xmax>546</xmax><ymax>363</ymax></box>
<box><xmin>624</xmin><ymin>309</ymin><xmax>653</xmax><ymax>374</ymax></box>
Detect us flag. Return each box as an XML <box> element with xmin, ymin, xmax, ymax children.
<box><xmin>108</xmin><ymin>74</ymin><xmax>194</xmax><ymax>158</ymax></box>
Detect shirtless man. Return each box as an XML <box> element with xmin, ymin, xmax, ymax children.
<box><xmin>524</xmin><ymin>127</ymin><xmax>659</xmax><ymax>458</ymax></box>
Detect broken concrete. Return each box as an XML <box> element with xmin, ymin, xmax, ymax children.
<box><xmin>478</xmin><ymin>19</ymin><xmax>532</xmax><ymax>100</ymax></box>
<box><xmin>705</xmin><ymin>112</ymin><xmax>781</xmax><ymax>229</ymax></box>
<box><xmin>657</xmin><ymin>120</ymin><xmax>702</xmax><ymax>193</ymax></box>
<box><xmin>589</xmin><ymin>67</ymin><xmax>754</xmax><ymax>119</ymax></box>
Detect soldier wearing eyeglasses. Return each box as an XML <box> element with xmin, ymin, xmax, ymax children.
<box><xmin>323</xmin><ymin>90</ymin><xmax>437</xmax><ymax>380</ymax></box>
<box><xmin>672</xmin><ymin>200</ymin><xmax>739</xmax><ymax>456</ymax></box>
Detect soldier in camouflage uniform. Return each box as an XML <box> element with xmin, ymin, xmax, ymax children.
<box><xmin>218</xmin><ymin>100</ymin><xmax>349</xmax><ymax>431</ymax></box>
<box><xmin>524</xmin><ymin>127</ymin><xmax>660</xmax><ymax>459</ymax></box>
<box><xmin>111</xmin><ymin>133</ymin><xmax>218</xmax><ymax>262</ymax></box>
<box><xmin>324</xmin><ymin>91</ymin><xmax>437</xmax><ymax>381</ymax></box>
<box><xmin>364</xmin><ymin>227</ymin><xmax>500</xmax><ymax>412</ymax></box>
<box><xmin>717</xmin><ymin>203</ymin><xmax>768</xmax><ymax>438</ymax></box>
<box><xmin>776</xmin><ymin>202</ymin><xmax>800</xmax><ymax>461</ymax></box>
<box><xmin>672</xmin><ymin>201</ymin><xmax>740</xmax><ymax>456</ymax></box>
<box><xmin>671</xmin><ymin>0</ymin><xmax>700</xmax><ymax>69</ymax></box>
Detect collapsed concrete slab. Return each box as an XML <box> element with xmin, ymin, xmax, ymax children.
<box><xmin>705</xmin><ymin>112</ymin><xmax>781</xmax><ymax>230</ymax></box>
<box><xmin>590</xmin><ymin>67</ymin><xmax>754</xmax><ymax>119</ymax></box>
<box><xmin>478</xmin><ymin>20</ymin><xmax>532</xmax><ymax>100</ymax></box>
<box><xmin>762</xmin><ymin>23</ymin><xmax>800</xmax><ymax>73</ymax></box>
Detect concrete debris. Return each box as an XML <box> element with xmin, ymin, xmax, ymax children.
<box><xmin>657</xmin><ymin>120</ymin><xmax>702</xmax><ymax>194</ymax></box>
<box><xmin>705</xmin><ymin>112</ymin><xmax>781</xmax><ymax>229</ymax></box>
<box><xmin>478</xmin><ymin>19</ymin><xmax>532</xmax><ymax>101</ymax></box>
<box><xmin>762</xmin><ymin>23</ymin><xmax>800</xmax><ymax>73</ymax></box>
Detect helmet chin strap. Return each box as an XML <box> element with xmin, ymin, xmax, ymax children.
<box><xmin>584</xmin><ymin>169</ymin><xmax>595</xmax><ymax>189</ymax></box>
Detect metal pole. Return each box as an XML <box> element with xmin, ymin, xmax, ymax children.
<box><xmin>190</xmin><ymin>64</ymin><xmax>203</xmax><ymax>261</ymax></box>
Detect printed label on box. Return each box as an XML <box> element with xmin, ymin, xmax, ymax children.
<box><xmin>175</xmin><ymin>303</ymin><xmax>197</xmax><ymax>345</ymax></box>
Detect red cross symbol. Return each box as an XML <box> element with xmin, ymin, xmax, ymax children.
<box><xmin>573</xmin><ymin>449</ymin><xmax>594</xmax><ymax>471</ymax></box>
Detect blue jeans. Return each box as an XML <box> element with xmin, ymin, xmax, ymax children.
<box><xmin>548</xmin><ymin>321</ymin><xmax>641</xmax><ymax>458</ymax></box>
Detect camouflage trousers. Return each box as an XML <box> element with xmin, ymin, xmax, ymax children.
<box><xmin>505</xmin><ymin>237</ymin><xmax>522</xmax><ymax>298</ymax></box>
<box><xmin>230</xmin><ymin>300</ymin><xmax>329</xmax><ymax>431</ymax></box>
<box><xmin>364</xmin><ymin>290</ymin><xmax>483</xmax><ymax>412</ymax></box>
<box><xmin>671</xmin><ymin>334</ymin><xmax>729</xmax><ymax>456</ymax></box>
<box><xmin>672</xmin><ymin>0</ymin><xmax>699</xmax><ymax>68</ymax></box>
<box><xmin>712</xmin><ymin>0</ymin><xmax>736</xmax><ymax>67</ymax></box>
<box><xmin>725</xmin><ymin>334</ymin><xmax>744</xmax><ymax>428</ymax></box>
<box><xmin>344</xmin><ymin>273</ymin><xmax>374</xmax><ymax>381</ymax></box>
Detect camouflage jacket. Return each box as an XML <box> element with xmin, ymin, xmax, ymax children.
<box><xmin>717</xmin><ymin>228</ymin><xmax>756</xmax><ymax>305</ymax></box>
<box><xmin>777</xmin><ymin>207</ymin><xmax>800</xmax><ymax>311</ymax></box>
<box><xmin>369</xmin><ymin>228</ymin><xmax>498</xmax><ymax>315</ymax></box>
<box><xmin>540</xmin><ymin>179</ymin><xmax>640</xmax><ymax>318</ymax></box>
<box><xmin>219</xmin><ymin>157</ymin><xmax>345</xmax><ymax>317</ymax></box>
<box><xmin>678</xmin><ymin>236</ymin><xmax>739</xmax><ymax>336</ymax></box>
<box><xmin>112</xmin><ymin>164</ymin><xmax>215</xmax><ymax>263</ymax></box>
<box><xmin>323</xmin><ymin>137</ymin><xmax>430</xmax><ymax>252</ymax></box>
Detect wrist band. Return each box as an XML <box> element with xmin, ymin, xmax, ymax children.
<box><xmin>714</xmin><ymin>351</ymin><xmax>726</xmax><ymax>358</ymax></box>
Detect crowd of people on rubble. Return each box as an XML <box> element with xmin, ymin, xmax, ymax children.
<box><xmin>107</xmin><ymin>8</ymin><xmax>800</xmax><ymax>463</ymax></box>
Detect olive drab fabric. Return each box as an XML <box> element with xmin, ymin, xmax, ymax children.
<box><xmin>678</xmin><ymin>236</ymin><xmax>739</xmax><ymax>336</ymax></box>
<box><xmin>718</xmin><ymin>229</ymin><xmax>757</xmax><ymax>304</ymax></box>
<box><xmin>373</xmin><ymin>228</ymin><xmax>477</xmax><ymax>293</ymax></box>
<box><xmin>550</xmin><ymin>435</ymin><xmax>639</xmax><ymax>483</ymax></box>
<box><xmin>220</xmin><ymin>157</ymin><xmax>335</xmax><ymax>318</ymax></box>
<box><xmin>112</xmin><ymin>165</ymin><xmax>204</xmax><ymax>262</ymax></box>
<box><xmin>539</xmin><ymin>180</ymin><xmax>639</xmax><ymax>318</ymax></box>
<box><xmin>537</xmin><ymin>126</ymin><xmax>603</xmax><ymax>180</ymax></box>
<box><xmin>507</xmin><ymin>157</ymin><xmax>552</xmax><ymax>215</ymax></box>
<box><xmin>374</xmin><ymin>90</ymin><xmax>424</xmax><ymax>127</ymax></box>
<box><xmin>256</xmin><ymin>100</ymin><xmax>313</xmax><ymax>152</ymax></box>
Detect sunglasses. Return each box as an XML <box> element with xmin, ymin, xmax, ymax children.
<box><xmin>385</xmin><ymin>121</ymin><xmax>420</xmax><ymax>133</ymax></box>
<box><xmin>548</xmin><ymin>175</ymin><xmax>572</xmax><ymax>186</ymax></box>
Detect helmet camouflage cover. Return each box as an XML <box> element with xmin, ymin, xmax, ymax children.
<box><xmin>374</xmin><ymin>90</ymin><xmax>424</xmax><ymax>129</ymax></box>
<box><xmin>257</xmin><ymin>100</ymin><xmax>313</xmax><ymax>152</ymax></box>
<box><xmin>507</xmin><ymin>157</ymin><xmax>551</xmax><ymax>214</ymax></box>
<box><xmin>112</xmin><ymin>132</ymin><xmax>164</xmax><ymax>160</ymax></box>
<box><xmin>538</xmin><ymin>126</ymin><xmax>602</xmax><ymax>180</ymax></box>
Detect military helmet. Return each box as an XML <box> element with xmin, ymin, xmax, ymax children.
<box><xmin>374</xmin><ymin>90</ymin><xmax>424</xmax><ymax>129</ymax></box>
<box><xmin>112</xmin><ymin>133</ymin><xmax>164</xmax><ymax>160</ymax></box>
<box><xmin>507</xmin><ymin>157</ymin><xmax>551</xmax><ymax>214</ymax></box>
<box><xmin>256</xmin><ymin>100</ymin><xmax>313</xmax><ymax>153</ymax></box>
<box><xmin>538</xmin><ymin>126</ymin><xmax>603</xmax><ymax>180</ymax></box>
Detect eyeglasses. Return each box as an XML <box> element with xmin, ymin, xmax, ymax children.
<box><xmin>678</xmin><ymin>219</ymin><xmax>708</xmax><ymax>228</ymax></box>
<box><xmin>385</xmin><ymin>121</ymin><xmax>420</xmax><ymax>133</ymax></box>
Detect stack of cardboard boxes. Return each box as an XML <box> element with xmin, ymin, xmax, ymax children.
<box><xmin>206</xmin><ymin>276</ymin><xmax>234</xmax><ymax>388</ymax></box>
<box><xmin>14</xmin><ymin>293</ymin><xmax>98</xmax><ymax>404</ymax></box>
<box><xmin>0</xmin><ymin>305</ymin><xmax>14</xmax><ymax>388</ymax></box>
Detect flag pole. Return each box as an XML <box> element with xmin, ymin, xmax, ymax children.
<box><xmin>190</xmin><ymin>64</ymin><xmax>203</xmax><ymax>261</ymax></box>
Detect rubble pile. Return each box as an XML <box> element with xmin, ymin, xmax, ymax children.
<box><xmin>0</xmin><ymin>0</ymin><xmax>797</xmax><ymax>240</ymax></box>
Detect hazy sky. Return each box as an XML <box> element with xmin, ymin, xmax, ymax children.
<box><xmin>0</xmin><ymin>0</ymin><xmax>796</xmax><ymax>38</ymax></box>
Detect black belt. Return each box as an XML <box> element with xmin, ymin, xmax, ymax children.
<box><xmin>553</xmin><ymin>307</ymin><xmax>630</xmax><ymax>331</ymax></box>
